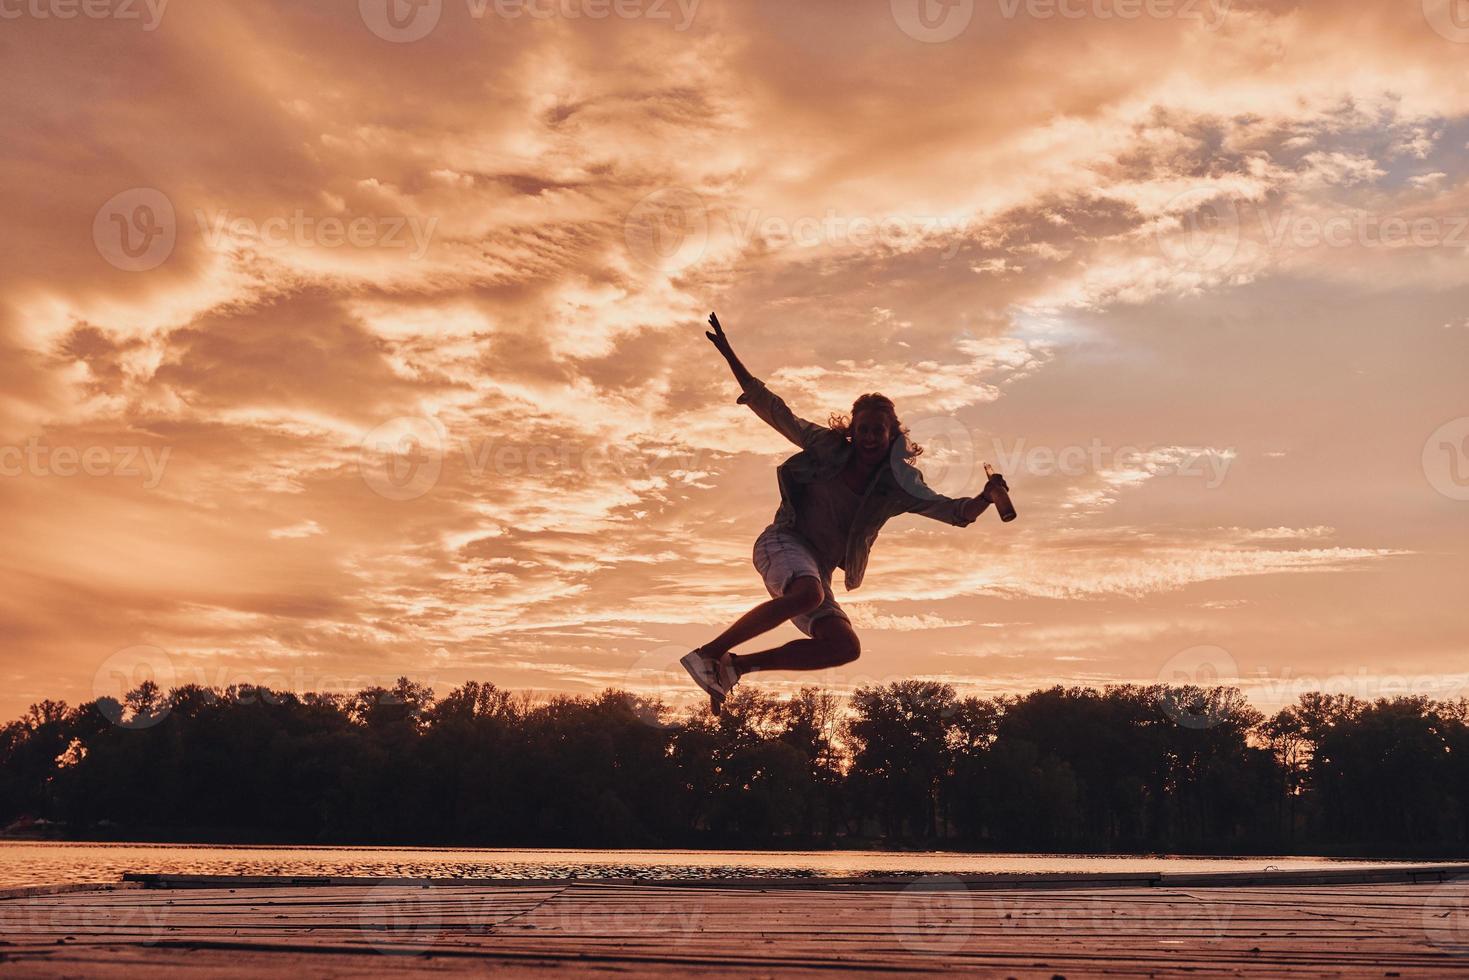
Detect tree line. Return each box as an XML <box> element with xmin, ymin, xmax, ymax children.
<box><xmin>2</xmin><ymin>679</ymin><xmax>1465</xmax><ymax>854</ymax></box>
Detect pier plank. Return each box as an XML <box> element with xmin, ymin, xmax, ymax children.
<box><xmin>2</xmin><ymin>876</ymin><xmax>1466</xmax><ymax>976</ymax></box>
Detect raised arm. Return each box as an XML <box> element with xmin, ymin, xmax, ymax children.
<box><xmin>705</xmin><ymin>312</ymin><xmax>756</xmax><ymax>391</ymax></box>
<box><xmin>706</xmin><ymin>312</ymin><xmax>828</xmax><ymax>450</ymax></box>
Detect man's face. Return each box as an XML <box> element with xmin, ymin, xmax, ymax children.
<box><xmin>851</xmin><ymin>408</ymin><xmax>893</xmax><ymax>466</ymax></box>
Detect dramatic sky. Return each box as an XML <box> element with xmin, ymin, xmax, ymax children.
<box><xmin>2</xmin><ymin>0</ymin><xmax>1467</xmax><ymax>722</ymax></box>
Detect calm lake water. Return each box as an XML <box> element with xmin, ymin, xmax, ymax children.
<box><xmin>0</xmin><ymin>841</ymin><xmax>1453</xmax><ymax>889</ymax></box>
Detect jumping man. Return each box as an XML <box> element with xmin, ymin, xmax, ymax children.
<box><xmin>681</xmin><ymin>312</ymin><xmax>1009</xmax><ymax>713</ymax></box>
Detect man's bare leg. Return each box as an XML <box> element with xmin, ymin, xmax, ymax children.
<box><xmin>731</xmin><ymin>615</ymin><xmax>861</xmax><ymax>676</ymax></box>
<box><xmin>699</xmin><ymin>576</ymin><xmax>824</xmax><ymax>659</ymax></box>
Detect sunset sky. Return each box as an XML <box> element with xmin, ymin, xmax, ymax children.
<box><xmin>2</xmin><ymin>0</ymin><xmax>1467</xmax><ymax>723</ymax></box>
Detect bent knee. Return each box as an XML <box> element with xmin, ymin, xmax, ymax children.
<box><xmin>782</xmin><ymin>576</ymin><xmax>825</xmax><ymax>615</ymax></box>
<box><xmin>818</xmin><ymin>623</ymin><xmax>861</xmax><ymax>665</ymax></box>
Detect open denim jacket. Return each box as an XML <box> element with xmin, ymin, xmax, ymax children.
<box><xmin>737</xmin><ymin>376</ymin><xmax>976</xmax><ymax>592</ymax></box>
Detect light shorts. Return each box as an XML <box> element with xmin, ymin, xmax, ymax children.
<box><xmin>752</xmin><ymin>523</ymin><xmax>851</xmax><ymax>638</ymax></box>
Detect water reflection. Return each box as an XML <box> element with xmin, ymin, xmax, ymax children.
<box><xmin>0</xmin><ymin>841</ymin><xmax>1443</xmax><ymax>890</ymax></box>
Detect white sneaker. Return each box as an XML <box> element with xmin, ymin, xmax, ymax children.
<box><xmin>709</xmin><ymin>654</ymin><xmax>740</xmax><ymax>716</ymax></box>
<box><xmin>714</xmin><ymin>653</ymin><xmax>739</xmax><ymax>694</ymax></box>
<box><xmin>679</xmin><ymin>648</ymin><xmax>726</xmax><ymax>699</ymax></box>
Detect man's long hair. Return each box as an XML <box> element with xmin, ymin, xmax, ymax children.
<box><xmin>828</xmin><ymin>393</ymin><xmax>923</xmax><ymax>461</ymax></box>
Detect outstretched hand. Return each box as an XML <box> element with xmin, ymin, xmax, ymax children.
<box><xmin>705</xmin><ymin>312</ymin><xmax>734</xmax><ymax>359</ymax></box>
<box><xmin>960</xmin><ymin>473</ymin><xmax>1011</xmax><ymax>522</ymax></box>
<box><xmin>705</xmin><ymin>311</ymin><xmax>757</xmax><ymax>390</ymax></box>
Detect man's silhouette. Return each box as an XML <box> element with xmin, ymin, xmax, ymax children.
<box><xmin>682</xmin><ymin>313</ymin><xmax>1008</xmax><ymax>713</ymax></box>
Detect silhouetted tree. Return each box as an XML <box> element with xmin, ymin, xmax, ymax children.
<box><xmin>845</xmin><ymin>681</ymin><xmax>958</xmax><ymax>840</ymax></box>
<box><xmin>0</xmin><ymin>679</ymin><xmax>1462</xmax><ymax>854</ymax></box>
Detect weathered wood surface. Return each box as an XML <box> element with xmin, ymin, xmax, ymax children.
<box><xmin>3</xmin><ymin>874</ymin><xmax>1468</xmax><ymax>977</ymax></box>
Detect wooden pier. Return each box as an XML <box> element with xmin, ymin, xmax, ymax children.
<box><xmin>2</xmin><ymin>866</ymin><xmax>1468</xmax><ymax>976</ymax></box>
